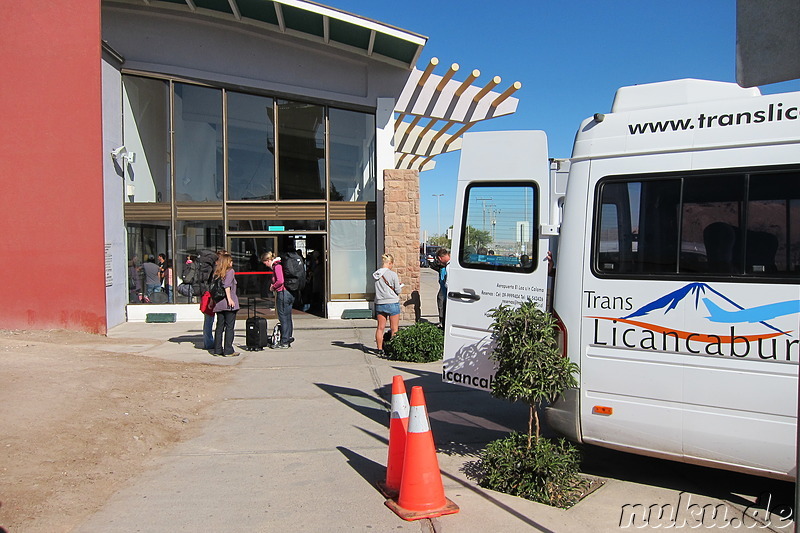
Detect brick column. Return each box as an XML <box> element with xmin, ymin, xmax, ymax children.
<box><xmin>383</xmin><ymin>169</ymin><xmax>421</xmax><ymax>322</ymax></box>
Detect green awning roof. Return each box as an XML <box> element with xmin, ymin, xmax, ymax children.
<box><xmin>110</xmin><ymin>0</ymin><xmax>425</xmax><ymax>68</ymax></box>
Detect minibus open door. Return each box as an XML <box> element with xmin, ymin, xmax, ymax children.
<box><xmin>442</xmin><ymin>131</ymin><xmax>556</xmax><ymax>391</ymax></box>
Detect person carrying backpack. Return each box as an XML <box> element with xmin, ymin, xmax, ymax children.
<box><xmin>261</xmin><ymin>251</ymin><xmax>294</xmax><ymax>349</ymax></box>
<box><xmin>196</xmin><ymin>249</ymin><xmax>221</xmax><ymax>350</ymax></box>
<box><xmin>282</xmin><ymin>249</ymin><xmax>307</xmax><ymax>310</ymax></box>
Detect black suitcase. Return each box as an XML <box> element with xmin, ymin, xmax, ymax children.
<box><xmin>245</xmin><ymin>297</ymin><xmax>269</xmax><ymax>351</ymax></box>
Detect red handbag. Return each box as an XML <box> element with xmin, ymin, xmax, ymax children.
<box><xmin>200</xmin><ymin>291</ymin><xmax>215</xmax><ymax>316</ymax></box>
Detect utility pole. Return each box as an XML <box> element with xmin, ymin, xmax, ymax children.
<box><xmin>433</xmin><ymin>194</ymin><xmax>444</xmax><ymax>236</ymax></box>
<box><xmin>476</xmin><ymin>196</ymin><xmax>492</xmax><ymax>233</ymax></box>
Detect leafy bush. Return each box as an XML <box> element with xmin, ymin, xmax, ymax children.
<box><xmin>385</xmin><ymin>322</ymin><xmax>443</xmax><ymax>363</ymax></box>
<box><xmin>488</xmin><ymin>300</ymin><xmax>579</xmax><ymax>443</ymax></box>
<box><xmin>479</xmin><ymin>299</ymin><xmax>584</xmax><ymax>508</ymax></box>
<box><xmin>479</xmin><ymin>433</ymin><xmax>585</xmax><ymax>509</ymax></box>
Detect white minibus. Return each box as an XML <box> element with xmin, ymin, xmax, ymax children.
<box><xmin>442</xmin><ymin>79</ymin><xmax>800</xmax><ymax>479</ymax></box>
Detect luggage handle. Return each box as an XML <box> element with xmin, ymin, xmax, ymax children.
<box><xmin>248</xmin><ymin>296</ymin><xmax>257</xmax><ymax>319</ymax></box>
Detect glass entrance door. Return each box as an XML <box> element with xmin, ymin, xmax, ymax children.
<box><xmin>228</xmin><ymin>236</ymin><xmax>276</xmax><ymax>316</ymax></box>
<box><xmin>227</xmin><ymin>234</ymin><xmax>327</xmax><ymax>318</ymax></box>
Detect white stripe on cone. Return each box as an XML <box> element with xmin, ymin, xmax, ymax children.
<box><xmin>407</xmin><ymin>404</ymin><xmax>430</xmax><ymax>433</ymax></box>
<box><xmin>391</xmin><ymin>393</ymin><xmax>410</xmax><ymax>419</ymax></box>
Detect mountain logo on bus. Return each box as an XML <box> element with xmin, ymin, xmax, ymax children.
<box><xmin>587</xmin><ymin>283</ymin><xmax>800</xmax><ymax>360</ymax></box>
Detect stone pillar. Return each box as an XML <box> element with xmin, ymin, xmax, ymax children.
<box><xmin>382</xmin><ymin>169</ymin><xmax>421</xmax><ymax>322</ymax></box>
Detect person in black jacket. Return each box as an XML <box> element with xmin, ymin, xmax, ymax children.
<box><xmin>196</xmin><ymin>249</ymin><xmax>221</xmax><ymax>350</ymax></box>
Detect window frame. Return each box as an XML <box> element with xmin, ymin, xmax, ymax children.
<box><xmin>457</xmin><ymin>181</ymin><xmax>540</xmax><ymax>274</ymax></box>
<box><xmin>591</xmin><ymin>164</ymin><xmax>800</xmax><ymax>283</ymax></box>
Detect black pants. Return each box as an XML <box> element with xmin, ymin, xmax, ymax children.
<box><xmin>437</xmin><ymin>289</ymin><xmax>447</xmax><ymax>326</ymax></box>
<box><xmin>214</xmin><ymin>310</ymin><xmax>238</xmax><ymax>355</ymax></box>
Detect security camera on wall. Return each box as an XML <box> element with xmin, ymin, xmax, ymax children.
<box><xmin>110</xmin><ymin>146</ymin><xmax>134</xmax><ymax>164</ymax></box>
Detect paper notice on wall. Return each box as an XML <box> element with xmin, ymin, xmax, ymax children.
<box><xmin>105</xmin><ymin>244</ymin><xmax>113</xmax><ymax>287</ymax></box>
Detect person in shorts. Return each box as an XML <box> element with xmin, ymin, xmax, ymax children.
<box><xmin>372</xmin><ymin>253</ymin><xmax>403</xmax><ymax>355</ymax></box>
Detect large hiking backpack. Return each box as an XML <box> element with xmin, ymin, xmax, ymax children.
<box><xmin>196</xmin><ymin>250</ymin><xmax>217</xmax><ymax>293</ymax></box>
<box><xmin>182</xmin><ymin>261</ymin><xmax>199</xmax><ymax>284</ymax></box>
<box><xmin>281</xmin><ymin>252</ymin><xmax>306</xmax><ymax>291</ymax></box>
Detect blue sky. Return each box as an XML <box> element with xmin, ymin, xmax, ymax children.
<box><xmin>327</xmin><ymin>0</ymin><xmax>800</xmax><ymax>238</ymax></box>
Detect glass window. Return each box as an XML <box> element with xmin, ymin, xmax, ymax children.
<box><xmin>681</xmin><ymin>175</ymin><xmax>744</xmax><ymax>274</ymax></box>
<box><xmin>330</xmin><ymin>219</ymin><xmax>375</xmax><ymax>296</ymax></box>
<box><xmin>228</xmin><ymin>220</ymin><xmax>326</xmax><ymax>232</ymax></box>
<box><xmin>227</xmin><ymin>92</ymin><xmax>276</xmax><ymax>200</ymax></box>
<box><xmin>329</xmin><ymin>108</ymin><xmax>375</xmax><ymax>201</ymax></box>
<box><xmin>175</xmin><ymin>220</ymin><xmax>224</xmax><ymax>303</ymax></box>
<box><xmin>229</xmin><ymin>237</ymin><xmax>275</xmax><ymax>301</ymax></box>
<box><xmin>277</xmin><ymin>100</ymin><xmax>325</xmax><ymax>199</ymax></box>
<box><xmin>595</xmin><ymin>168</ymin><xmax>800</xmax><ymax>279</ymax></box>
<box><xmin>747</xmin><ymin>172</ymin><xmax>800</xmax><ymax>274</ymax></box>
<box><xmin>597</xmin><ymin>179</ymin><xmax>681</xmax><ymax>274</ymax></box>
<box><xmin>174</xmin><ymin>83</ymin><xmax>223</xmax><ymax>202</ymax></box>
<box><xmin>126</xmin><ymin>222</ymin><xmax>172</xmax><ymax>303</ymax></box>
<box><xmin>460</xmin><ymin>184</ymin><xmax>537</xmax><ymax>272</ymax></box>
<box><xmin>122</xmin><ymin>76</ymin><xmax>171</xmax><ymax>202</ymax></box>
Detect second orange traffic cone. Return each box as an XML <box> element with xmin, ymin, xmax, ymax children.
<box><xmin>377</xmin><ymin>375</ymin><xmax>409</xmax><ymax>498</ymax></box>
<box><xmin>385</xmin><ymin>386</ymin><xmax>459</xmax><ymax>521</ymax></box>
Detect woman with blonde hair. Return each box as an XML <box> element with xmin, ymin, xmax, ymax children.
<box><xmin>261</xmin><ymin>251</ymin><xmax>294</xmax><ymax>348</ymax></box>
<box><xmin>211</xmin><ymin>251</ymin><xmax>240</xmax><ymax>356</ymax></box>
<box><xmin>372</xmin><ymin>253</ymin><xmax>403</xmax><ymax>355</ymax></box>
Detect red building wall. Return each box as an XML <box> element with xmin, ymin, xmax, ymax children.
<box><xmin>0</xmin><ymin>2</ymin><xmax>107</xmax><ymax>333</ymax></box>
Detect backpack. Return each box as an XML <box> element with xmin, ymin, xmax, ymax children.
<box><xmin>281</xmin><ymin>252</ymin><xmax>306</xmax><ymax>291</ymax></box>
<box><xmin>182</xmin><ymin>261</ymin><xmax>199</xmax><ymax>284</ymax></box>
<box><xmin>196</xmin><ymin>250</ymin><xmax>217</xmax><ymax>293</ymax></box>
<box><xmin>210</xmin><ymin>277</ymin><xmax>227</xmax><ymax>302</ymax></box>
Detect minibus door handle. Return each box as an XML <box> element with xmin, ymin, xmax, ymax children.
<box><xmin>448</xmin><ymin>290</ymin><xmax>480</xmax><ymax>301</ymax></box>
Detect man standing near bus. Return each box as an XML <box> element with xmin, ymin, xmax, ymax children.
<box><xmin>431</xmin><ymin>248</ymin><xmax>450</xmax><ymax>328</ymax></box>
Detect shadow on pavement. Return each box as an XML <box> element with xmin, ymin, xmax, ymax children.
<box><xmin>315</xmin><ymin>383</ymin><xmax>389</xmax><ymax>428</ymax></box>
<box><xmin>340</xmin><ymin>430</ymin><xmax>556</xmax><ymax>532</ymax></box>
<box><xmin>330</xmin><ymin>340</ymin><xmax>368</xmax><ymax>352</ymax></box>
<box><xmin>580</xmin><ymin>444</ymin><xmax>795</xmax><ymax>512</ymax></box>
<box><xmin>167</xmin><ymin>334</ymin><xmax>206</xmax><ymax>350</ymax></box>
<box><xmin>384</xmin><ymin>366</ymin><xmax>529</xmax><ymax>452</ymax></box>
<box><xmin>336</xmin><ymin>445</ymin><xmax>386</xmax><ymax>490</ymax></box>
<box><xmin>323</xmin><ymin>364</ymin><xmax>794</xmax><ymax>520</ymax></box>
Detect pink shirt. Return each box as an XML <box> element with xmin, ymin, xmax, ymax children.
<box><xmin>271</xmin><ymin>260</ymin><xmax>285</xmax><ymax>292</ymax></box>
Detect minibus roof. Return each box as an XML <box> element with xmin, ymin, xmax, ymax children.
<box><xmin>611</xmin><ymin>79</ymin><xmax>761</xmax><ymax>113</ymax></box>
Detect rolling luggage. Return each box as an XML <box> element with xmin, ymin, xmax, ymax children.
<box><xmin>245</xmin><ymin>297</ymin><xmax>269</xmax><ymax>351</ymax></box>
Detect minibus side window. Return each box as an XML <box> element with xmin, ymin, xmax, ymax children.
<box><xmin>595</xmin><ymin>168</ymin><xmax>799</xmax><ymax>280</ymax></box>
<box><xmin>747</xmin><ymin>172</ymin><xmax>800</xmax><ymax>275</ymax></box>
<box><xmin>460</xmin><ymin>183</ymin><xmax>538</xmax><ymax>272</ymax></box>
<box><xmin>597</xmin><ymin>179</ymin><xmax>680</xmax><ymax>274</ymax></box>
<box><xmin>680</xmin><ymin>175</ymin><xmax>745</xmax><ymax>274</ymax></box>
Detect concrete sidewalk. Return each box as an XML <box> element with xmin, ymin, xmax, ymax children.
<box><xmin>73</xmin><ymin>270</ymin><xmax>786</xmax><ymax>532</ymax></box>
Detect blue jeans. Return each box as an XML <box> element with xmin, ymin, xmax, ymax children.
<box><xmin>203</xmin><ymin>313</ymin><xmax>215</xmax><ymax>350</ymax></box>
<box><xmin>145</xmin><ymin>283</ymin><xmax>161</xmax><ymax>297</ymax></box>
<box><xmin>276</xmin><ymin>289</ymin><xmax>294</xmax><ymax>345</ymax></box>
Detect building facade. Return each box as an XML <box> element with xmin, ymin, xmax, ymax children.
<box><xmin>2</xmin><ymin>0</ymin><xmax>428</xmax><ymax>333</ymax></box>
<box><xmin>2</xmin><ymin>1</ymin><xmax>519</xmax><ymax>333</ymax></box>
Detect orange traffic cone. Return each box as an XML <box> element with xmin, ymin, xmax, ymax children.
<box><xmin>377</xmin><ymin>375</ymin><xmax>409</xmax><ymax>498</ymax></box>
<box><xmin>385</xmin><ymin>386</ymin><xmax>459</xmax><ymax>521</ymax></box>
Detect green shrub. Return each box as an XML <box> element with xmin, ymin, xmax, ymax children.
<box><xmin>479</xmin><ymin>433</ymin><xmax>585</xmax><ymax>509</ymax></box>
<box><xmin>385</xmin><ymin>322</ymin><xmax>443</xmax><ymax>363</ymax></box>
<box><xmin>488</xmin><ymin>300</ymin><xmax>579</xmax><ymax>443</ymax></box>
<box><xmin>480</xmin><ymin>299</ymin><xmax>584</xmax><ymax>508</ymax></box>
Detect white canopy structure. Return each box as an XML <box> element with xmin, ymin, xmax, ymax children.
<box><xmin>394</xmin><ymin>57</ymin><xmax>521</xmax><ymax>172</ymax></box>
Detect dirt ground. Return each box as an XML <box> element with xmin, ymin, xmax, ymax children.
<box><xmin>0</xmin><ymin>329</ymin><xmax>233</xmax><ymax>533</ymax></box>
